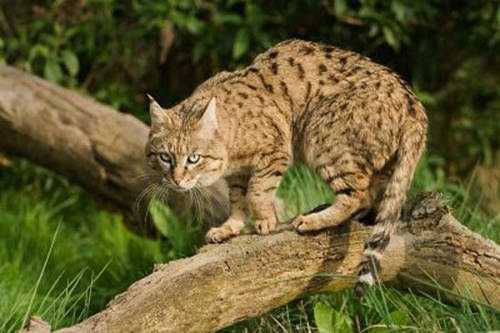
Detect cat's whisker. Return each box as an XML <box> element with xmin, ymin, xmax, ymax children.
<box><xmin>159</xmin><ymin>186</ymin><xmax>172</xmax><ymax>204</ymax></box>
<box><xmin>190</xmin><ymin>188</ymin><xmax>201</xmax><ymax>218</ymax></box>
<box><xmin>196</xmin><ymin>187</ymin><xmax>220</xmax><ymax>223</ymax></box>
<box><xmin>206</xmin><ymin>185</ymin><xmax>226</xmax><ymax>211</ymax></box>
<box><xmin>144</xmin><ymin>183</ymin><xmax>163</xmax><ymax>223</ymax></box>
<box><xmin>196</xmin><ymin>188</ymin><xmax>211</xmax><ymax>220</ymax></box>
<box><xmin>134</xmin><ymin>182</ymin><xmax>158</xmax><ymax>217</ymax></box>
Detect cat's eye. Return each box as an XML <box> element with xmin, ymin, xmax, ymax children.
<box><xmin>187</xmin><ymin>153</ymin><xmax>200</xmax><ymax>164</ymax></box>
<box><xmin>158</xmin><ymin>153</ymin><xmax>171</xmax><ymax>164</ymax></box>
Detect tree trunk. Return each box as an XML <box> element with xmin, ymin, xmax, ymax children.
<box><xmin>3</xmin><ymin>65</ymin><xmax>499</xmax><ymax>332</ymax></box>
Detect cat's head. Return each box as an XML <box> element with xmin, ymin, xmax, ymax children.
<box><xmin>145</xmin><ymin>96</ymin><xmax>227</xmax><ymax>191</ymax></box>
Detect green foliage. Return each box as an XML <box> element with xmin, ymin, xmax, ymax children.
<box><xmin>314</xmin><ymin>302</ymin><xmax>353</xmax><ymax>333</ymax></box>
<box><xmin>150</xmin><ymin>200</ymin><xmax>203</xmax><ymax>257</ymax></box>
<box><xmin>277</xmin><ymin>164</ymin><xmax>335</xmax><ymax>221</ymax></box>
<box><xmin>1</xmin><ymin>1</ymin><xmax>498</xmax><ymax>173</ymax></box>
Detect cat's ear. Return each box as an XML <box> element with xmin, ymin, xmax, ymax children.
<box><xmin>198</xmin><ymin>97</ymin><xmax>218</xmax><ymax>137</ymax></box>
<box><xmin>147</xmin><ymin>94</ymin><xmax>167</xmax><ymax>125</ymax></box>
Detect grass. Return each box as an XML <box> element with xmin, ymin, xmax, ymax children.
<box><xmin>0</xmin><ymin>156</ymin><xmax>498</xmax><ymax>332</ymax></box>
<box><xmin>0</xmin><ymin>160</ymin><xmax>168</xmax><ymax>331</ymax></box>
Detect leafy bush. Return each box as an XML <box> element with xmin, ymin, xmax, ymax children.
<box><xmin>1</xmin><ymin>0</ymin><xmax>498</xmax><ymax>175</ymax></box>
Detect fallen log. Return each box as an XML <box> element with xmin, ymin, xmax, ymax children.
<box><xmin>53</xmin><ymin>193</ymin><xmax>499</xmax><ymax>333</ymax></box>
<box><xmin>0</xmin><ymin>64</ymin><xmax>228</xmax><ymax>234</ymax></box>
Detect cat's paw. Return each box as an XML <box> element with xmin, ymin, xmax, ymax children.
<box><xmin>292</xmin><ymin>214</ymin><xmax>325</xmax><ymax>233</ymax></box>
<box><xmin>255</xmin><ymin>217</ymin><xmax>277</xmax><ymax>235</ymax></box>
<box><xmin>206</xmin><ymin>226</ymin><xmax>238</xmax><ymax>243</ymax></box>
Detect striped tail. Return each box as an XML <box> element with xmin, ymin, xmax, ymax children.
<box><xmin>354</xmin><ymin>117</ymin><xmax>427</xmax><ymax>297</ymax></box>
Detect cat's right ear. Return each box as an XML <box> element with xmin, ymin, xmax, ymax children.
<box><xmin>147</xmin><ymin>94</ymin><xmax>167</xmax><ymax>125</ymax></box>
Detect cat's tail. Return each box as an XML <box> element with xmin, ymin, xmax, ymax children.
<box><xmin>354</xmin><ymin>114</ymin><xmax>427</xmax><ymax>297</ymax></box>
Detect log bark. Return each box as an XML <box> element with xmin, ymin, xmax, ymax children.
<box><xmin>53</xmin><ymin>193</ymin><xmax>499</xmax><ymax>333</ymax></box>
<box><xmin>2</xmin><ymin>65</ymin><xmax>499</xmax><ymax>332</ymax></box>
<box><xmin>0</xmin><ymin>65</ymin><xmax>148</xmax><ymax>213</ymax></box>
<box><xmin>0</xmin><ymin>64</ymin><xmax>228</xmax><ymax>233</ymax></box>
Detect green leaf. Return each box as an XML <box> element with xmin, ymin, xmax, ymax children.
<box><xmin>149</xmin><ymin>201</ymin><xmax>170</xmax><ymax>238</ymax></box>
<box><xmin>383</xmin><ymin>26</ymin><xmax>400</xmax><ymax>51</ymax></box>
<box><xmin>232</xmin><ymin>29</ymin><xmax>250</xmax><ymax>59</ymax></box>
<box><xmin>370</xmin><ymin>309</ymin><xmax>410</xmax><ymax>332</ymax></box>
<box><xmin>216</xmin><ymin>13</ymin><xmax>243</xmax><ymax>25</ymax></box>
<box><xmin>44</xmin><ymin>60</ymin><xmax>63</xmax><ymax>83</ymax></box>
<box><xmin>333</xmin><ymin>310</ymin><xmax>354</xmax><ymax>333</ymax></box>
<box><xmin>185</xmin><ymin>16</ymin><xmax>203</xmax><ymax>34</ymax></box>
<box><xmin>384</xmin><ymin>309</ymin><xmax>410</xmax><ymax>326</ymax></box>
<box><xmin>314</xmin><ymin>302</ymin><xmax>334</xmax><ymax>333</ymax></box>
<box><xmin>334</xmin><ymin>0</ymin><xmax>348</xmax><ymax>17</ymax></box>
<box><xmin>62</xmin><ymin>50</ymin><xmax>79</xmax><ymax>77</ymax></box>
<box><xmin>391</xmin><ymin>1</ymin><xmax>407</xmax><ymax>22</ymax></box>
<box><xmin>28</xmin><ymin>45</ymin><xmax>50</xmax><ymax>62</ymax></box>
<box><xmin>314</xmin><ymin>302</ymin><xmax>354</xmax><ymax>333</ymax></box>
<box><xmin>149</xmin><ymin>200</ymin><xmax>201</xmax><ymax>257</ymax></box>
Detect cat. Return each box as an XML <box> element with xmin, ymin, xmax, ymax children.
<box><xmin>145</xmin><ymin>39</ymin><xmax>428</xmax><ymax>296</ymax></box>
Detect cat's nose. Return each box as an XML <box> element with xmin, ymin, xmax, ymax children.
<box><xmin>172</xmin><ymin>177</ymin><xmax>182</xmax><ymax>186</ymax></box>
<box><xmin>173</xmin><ymin>177</ymin><xmax>192</xmax><ymax>190</ymax></box>
<box><xmin>172</xmin><ymin>172</ymin><xmax>193</xmax><ymax>189</ymax></box>
<box><xmin>172</xmin><ymin>168</ymin><xmax>184</xmax><ymax>186</ymax></box>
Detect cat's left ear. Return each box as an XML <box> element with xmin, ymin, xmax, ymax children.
<box><xmin>198</xmin><ymin>97</ymin><xmax>218</xmax><ymax>137</ymax></box>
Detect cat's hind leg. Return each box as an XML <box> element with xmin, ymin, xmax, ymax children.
<box><xmin>293</xmin><ymin>155</ymin><xmax>373</xmax><ymax>232</ymax></box>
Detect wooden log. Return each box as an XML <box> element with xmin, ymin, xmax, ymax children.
<box><xmin>55</xmin><ymin>193</ymin><xmax>500</xmax><ymax>333</ymax></box>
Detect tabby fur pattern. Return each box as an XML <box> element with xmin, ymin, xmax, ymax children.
<box><xmin>145</xmin><ymin>39</ymin><xmax>428</xmax><ymax>296</ymax></box>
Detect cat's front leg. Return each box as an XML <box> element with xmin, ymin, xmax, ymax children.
<box><xmin>206</xmin><ymin>175</ymin><xmax>248</xmax><ymax>243</ymax></box>
<box><xmin>247</xmin><ymin>154</ymin><xmax>289</xmax><ymax>235</ymax></box>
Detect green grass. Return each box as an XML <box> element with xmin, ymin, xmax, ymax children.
<box><xmin>0</xmin><ymin>161</ymin><xmax>169</xmax><ymax>331</ymax></box>
<box><xmin>0</xmin><ymin>156</ymin><xmax>498</xmax><ymax>332</ymax></box>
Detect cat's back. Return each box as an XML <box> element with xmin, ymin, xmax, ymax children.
<box><xmin>247</xmin><ymin>39</ymin><xmax>427</xmax><ymax>168</ymax></box>
<box><xmin>247</xmin><ymin>40</ymin><xmax>423</xmax><ymax>120</ymax></box>
<box><xmin>191</xmin><ymin>39</ymin><xmax>426</xmax><ymax>137</ymax></box>
<box><xmin>250</xmin><ymin>39</ymin><xmax>389</xmax><ymax>91</ymax></box>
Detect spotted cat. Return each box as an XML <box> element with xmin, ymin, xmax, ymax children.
<box><xmin>145</xmin><ymin>39</ymin><xmax>428</xmax><ymax>295</ymax></box>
